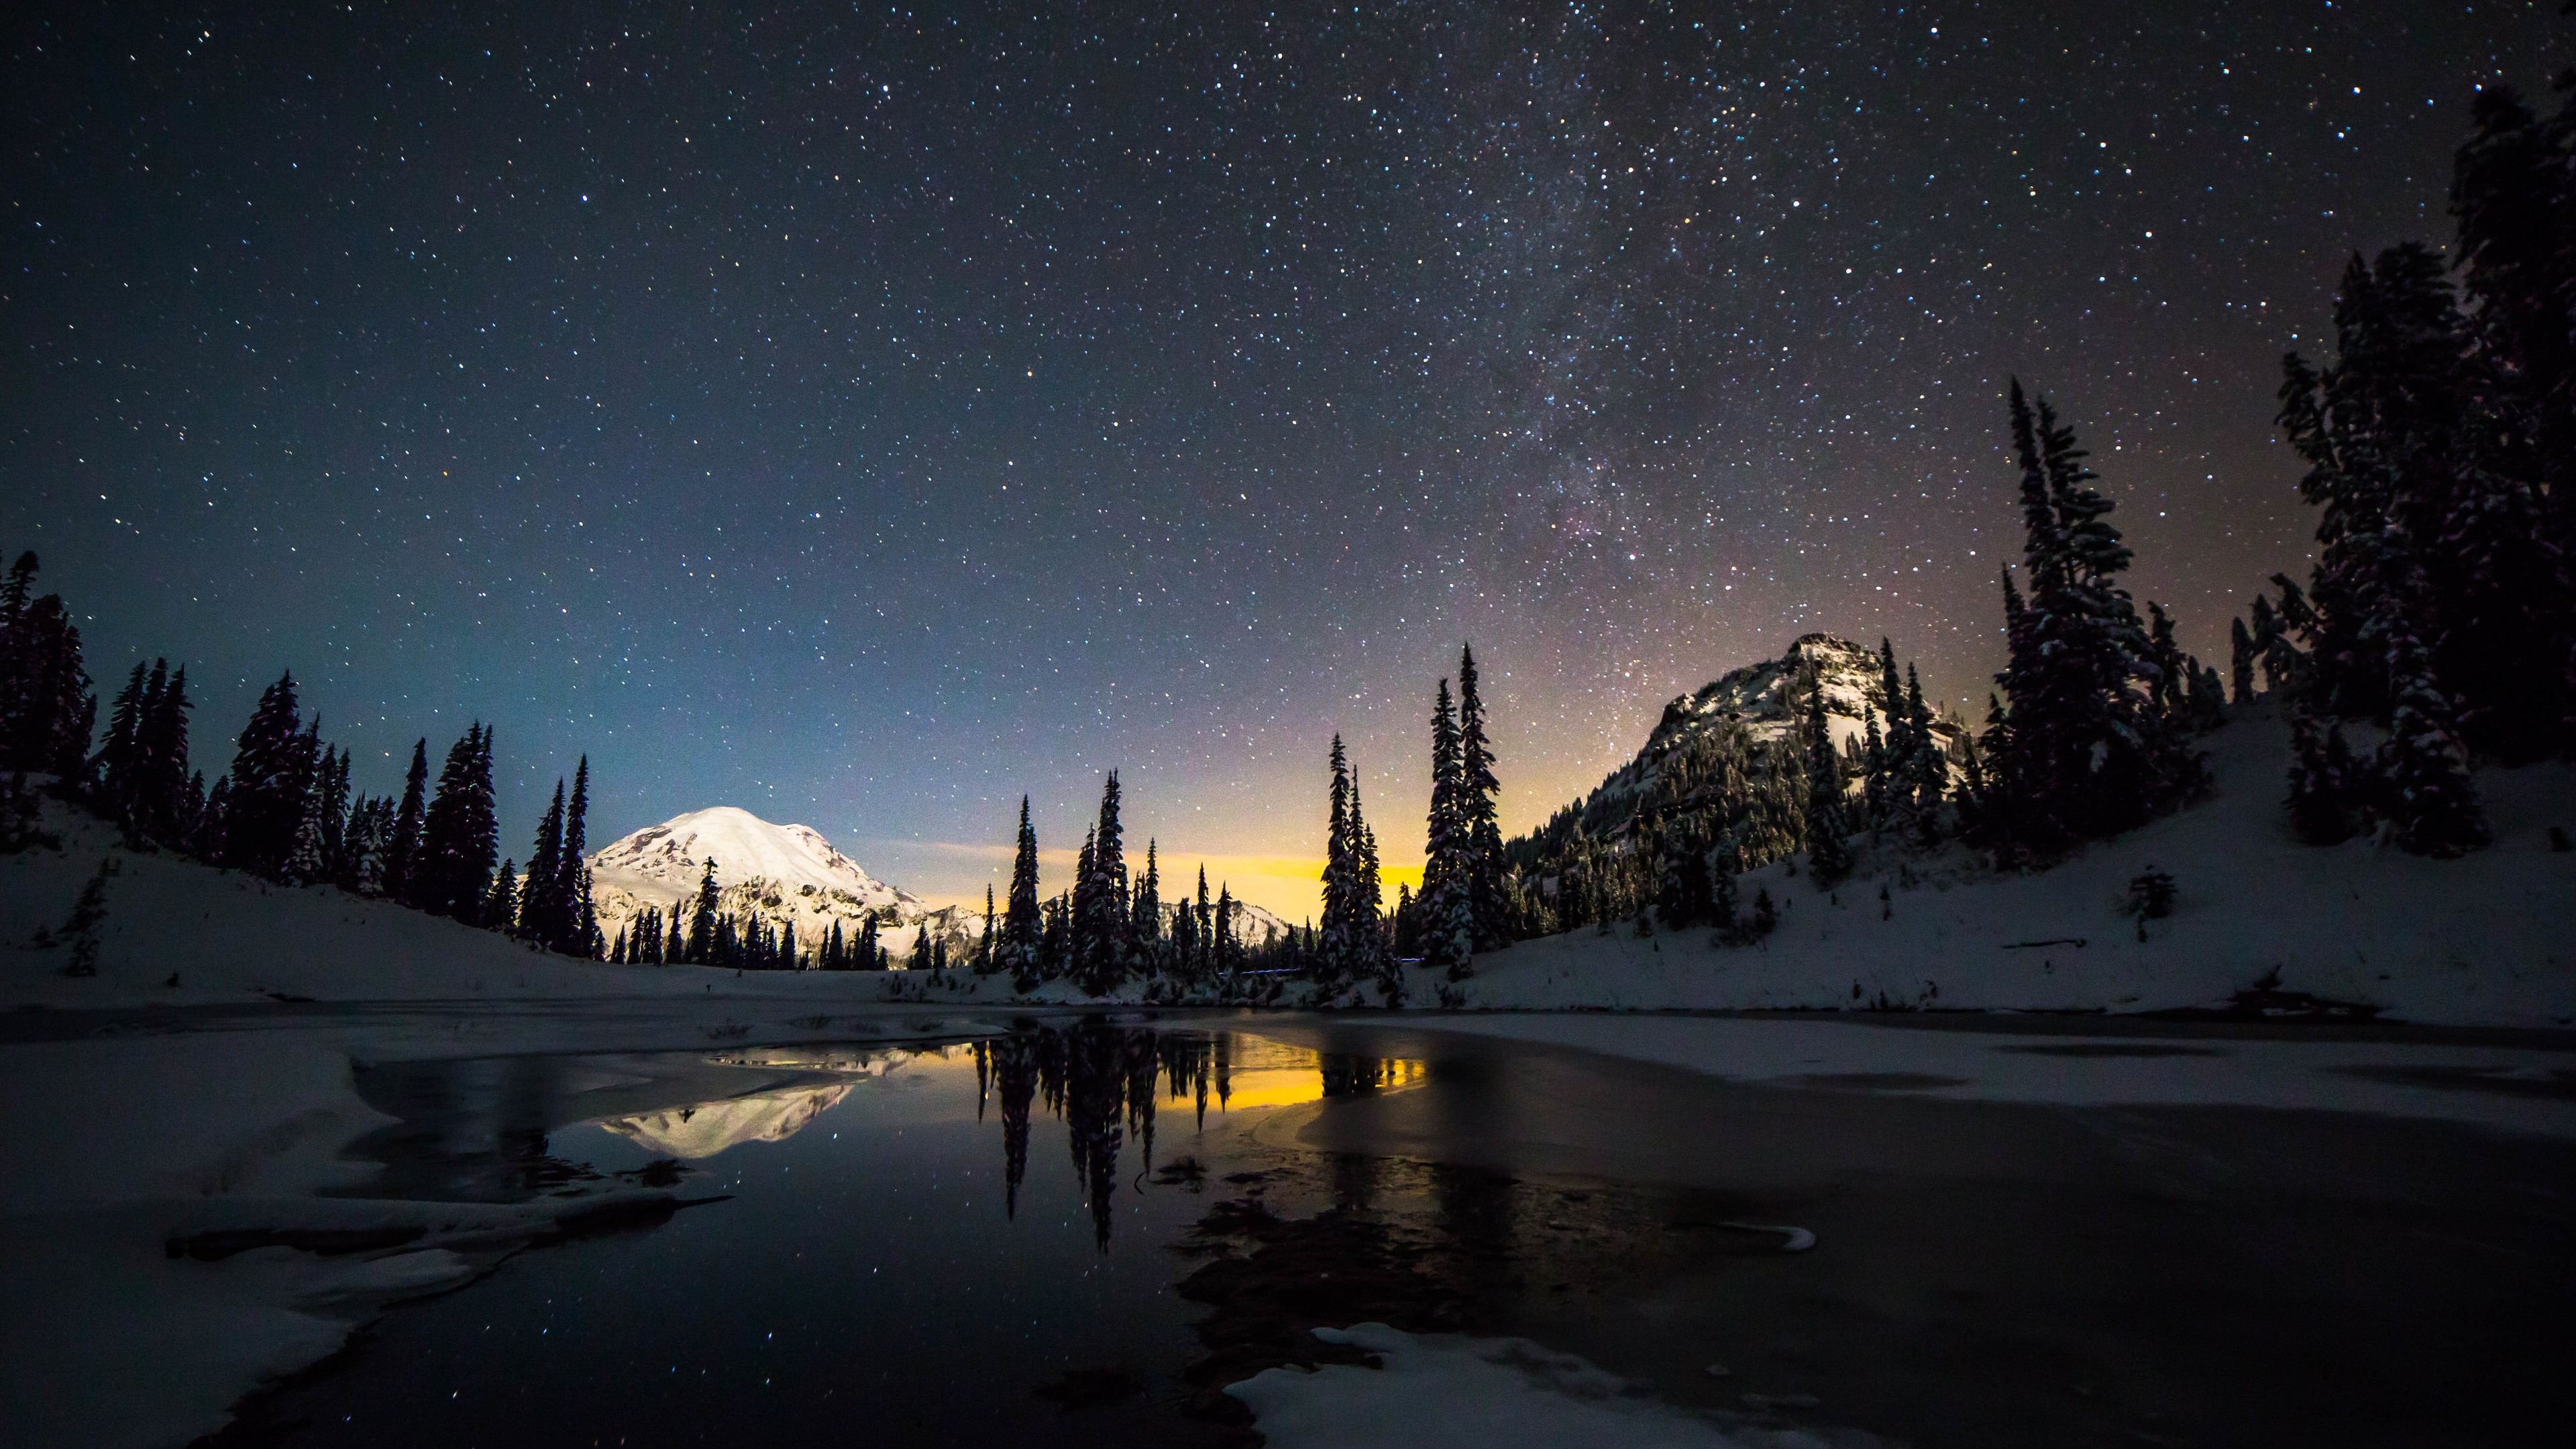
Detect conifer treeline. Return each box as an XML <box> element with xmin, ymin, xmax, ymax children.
<box><xmin>983</xmin><ymin>778</ymin><xmax>1265</xmax><ymax>998</ymax></box>
<box><xmin>0</xmin><ymin>552</ymin><xmax>608</xmax><ymax>959</ymax></box>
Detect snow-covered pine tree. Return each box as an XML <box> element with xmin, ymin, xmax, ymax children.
<box><xmin>1354</xmin><ymin>782</ymin><xmax>1391</xmax><ymax>994</ymax></box>
<box><xmin>1073</xmin><ymin>773</ymin><xmax>1134</xmax><ymax>995</ymax></box>
<box><xmin>415</xmin><ymin>724</ymin><xmax>498</xmax><ymax>923</ymax></box>
<box><xmin>0</xmin><ymin>562</ymin><xmax>95</xmax><ymax>782</ymax></box>
<box><xmin>484</xmin><ymin>859</ymin><xmax>519</xmax><ymax>930</ymax></box>
<box><xmin>1317</xmin><ymin>736</ymin><xmax>1357</xmax><ymax>990</ymax></box>
<box><xmin>1902</xmin><ymin>663</ymin><xmax>1946</xmax><ymax>842</ymax></box>
<box><xmin>385</xmin><ymin>740</ymin><xmax>429</xmax><ymax>904</ymax></box>
<box><xmin>1003</xmin><ymin>797</ymin><xmax>1042</xmax><ymax>981</ymax></box>
<box><xmin>556</xmin><ymin>758</ymin><xmax>594</xmax><ymax>953</ymax></box>
<box><xmin>2452</xmin><ymin>79</ymin><xmax>2576</xmax><ymax>750</ymax></box>
<box><xmin>2287</xmin><ymin>708</ymin><xmax>2366</xmax><ymax>845</ymax></box>
<box><xmin>1420</xmin><ymin>681</ymin><xmax>1474</xmax><ymax>978</ymax></box>
<box><xmin>1984</xmin><ymin>382</ymin><xmax>2197</xmax><ymax>855</ymax></box>
<box><xmin>2275</xmin><ymin>241</ymin><xmax>2562</xmax><ymax>753</ymax></box>
<box><xmin>1875</xmin><ymin>639</ymin><xmax>1914</xmax><ymax>804</ymax></box>
<box><xmin>1132</xmin><ymin>838</ymin><xmax>1163</xmax><ymax>968</ymax></box>
<box><xmin>2147</xmin><ymin>602</ymin><xmax>2186</xmax><ymax>722</ymax></box>
<box><xmin>136</xmin><ymin>665</ymin><xmax>193</xmax><ymax>844</ymax></box>
<box><xmin>282</xmin><ymin>755</ymin><xmax>329</xmax><ymax>886</ymax></box>
<box><xmin>2230</xmin><ymin>618</ymin><xmax>2258</xmax><ymax>704</ymax></box>
<box><xmin>97</xmin><ymin>661</ymin><xmax>147</xmax><ymax>818</ymax></box>
<box><xmin>519</xmin><ymin>780</ymin><xmax>568</xmax><ymax>944</ymax></box>
<box><xmin>1456</xmin><ymin>645</ymin><xmax>1507</xmax><ymax>951</ymax></box>
<box><xmin>2376</xmin><ymin>620</ymin><xmax>2490</xmax><ymax>857</ymax></box>
<box><xmin>1801</xmin><ymin>684</ymin><xmax>1852</xmax><ymax>885</ymax></box>
<box><xmin>221</xmin><ymin>672</ymin><xmax>313</xmax><ymax>880</ymax></box>
<box><xmin>1859</xmin><ymin>704</ymin><xmax>1888</xmax><ymax>830</ymax></box>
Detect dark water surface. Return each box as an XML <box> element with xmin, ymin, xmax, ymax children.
<box><xmin>231</xmin><ymin>1014</ymin><xmax>2576</xmax><ymax>1448</ymax></box>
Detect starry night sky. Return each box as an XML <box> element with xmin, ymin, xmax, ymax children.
<box><xmin>5</xmin><ymin>2</ymin><xmax>2568</xmax><ymax>914</ymax></box>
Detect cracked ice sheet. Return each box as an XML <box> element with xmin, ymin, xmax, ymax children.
<box><xmin>1401</xmin><ymin>1015</ymin><xmax>2576</xmax><ymax>1139</ymax></box>
<box><xmin>1227</xmin><ymin>1324</ymin><xmax>1881</xmax><ymax>1449</ymax></box>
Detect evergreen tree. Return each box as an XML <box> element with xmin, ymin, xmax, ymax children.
<box><xmin>1354</xmin><ymin>782</ymin><xmax>1390</xmax><ymax>995</ymax></box>
<box><xmin>98</xmin><ymin>662</ymin><xmax>148</xmax><ymax>816</ymax></box>
<box><xmin>1901</xmin><ymin>663</ymin><xmax>1945</xmax><ymax>838</ymax></box>
<box><xmin>2279</xmin><ymin>242</ymin><xmax>2568</xmax><ymax>755</ymax></box>
<box><xmin>1875</xmin><ymin>639</ymin><xmax>1914</xmax><ymax>807</ymax></box>
<box><xmin>1456</xmin><ymin>645</ymin><xmax>1507</xmax><ymax>951</ymax></box>
<box><xmin>484</xmin><ymin>859</ymin><xmax>520</xmax><ymax>930</ymax></box>
<box><xmin>977</xmin><ymin>883</ymin><xmax>998</xmax><ymax>974</ymax></box>
<box><xmin>2377</xmin><ymin>621</ymin><xmax>2490</xmax><ymax>856</ymax></box>
<box><xmin>1318</xmin><ymin>735</ymin><xmax>1358</xmax><ymax>989</ymax></box>
<box><xmin>415</xmin><ymin>725</ymin><xmax>498</xmax><ymax>922</ymax></box>
<box><xmin>1213</xmin><ymin>886</ymin><xmax>1240</xmax><ymax>978</ymax></box>
<box><xmin>2451</xmin><ymin>76</ymin><xmax>2576</xmax><ymax>699</ymax></box>
<box><xmin>1860</xmin><ymin>705</ymin><xmax>1889</xmax><ymax>829</ymax></box>
<box><xmin>1801</xmin><ymin>685</ymin><xmax>1852</xmax><ymax>884</ymax></box>
<box><xmin>556</xmin><ymin>757</ymin><xmax>594</xmax><ymax>953</ymax></box>
<box><xmin>2288</xmin><ymin>709</ymin><xmax>2366</xmax><ymax>845</ymax></box>
<box><xmin>1419</xmin><ymin>680</ymin><xmax>1474</xmax><ymax>979</ymax></box>
<box><xmin>909</xmin><ymin>925</ymin><xmax>932</xmax><ymax>971</ymax></box>
<box><xmin>0</xmin><ymin>559</ymin><xmax>95</xmax><ymax>781</ymax></box>
<box><xmin>519</xmin><ymin>780</ymin><xmax>567</xmax><ymax>944</ymax></box>
<box><xmin>1982</xmin><ymin>382</ymin><xmax>2197</xmax><ymax>855</ymax></box>
<box><xmin>384</xmin><ymin>740</ymin><xmax>429</xmax><ymax>903</ymax></box>
<box><xmin>688</xmin><ymin>857</ymin><xmax>720</xmax><ymax>963</ymax></box>
<box><xmin>0</xmin><ymin>552</ymin><xmax>33</xmax><ymax>629</ymax></box>
<box><xmin>221</xmin><ymin>672</ymin><xmax>313</xmax><ymax>879</ymax></box>
<box><xmin>855</xmin><ymin>913</ymin><xmax>882</xmax><ymax>971</ymax></box>
<box><xmin>1002</xmin><ymin>796</ymin><xmax>1042</xmax><ymax>980</ymax></box>
<box><xmin>136</xmin><ymin>665</ymin><xmax>193</xmax><ymax>844</ymax></box>
<box><xmin>2230</xmin><ymin>617</ymin><xmax>2259</xmax><ymax>704</ymax></box>
<box><xmin>1132</xmin><ymin>838</ymin><xmax>1163</xmax><ymax>961</ymax></box>
<box><xmin>1071</xmin><ymin>773</ymin><xmax>1134</xmax><ymax>994</ymax></box>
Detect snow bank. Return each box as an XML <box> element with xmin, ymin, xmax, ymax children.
<box><xmin>1448</xmin><ymin>704</ymin><xmax>2576</xmax><ymax>1026</ymax></box>
<box><xmin>1227</xmin><ymin>1324</ymin><xmax>1872</xmax><ymax>1449</ymax></box>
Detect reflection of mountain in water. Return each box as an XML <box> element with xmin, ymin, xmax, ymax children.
<box><xmin>596</xmin><ymin>1081</ymin><xmax>853</xmax><ymax>1159</ymax></box>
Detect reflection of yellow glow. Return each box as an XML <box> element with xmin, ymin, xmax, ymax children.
<box><xmin>1214</xmin><ymin>1068</ymin><xmax>1337</xmax><ymax>1110</ymax></box>
<box><xmin>1193</xmin><ymin>1038</ymin><xmax>1428</xmax><ymax>1112</ymax></box>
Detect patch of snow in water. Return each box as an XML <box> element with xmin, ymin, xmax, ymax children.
<box><xmin>1228</xmin><ymin>1323</ymin><xmax>1877</xmax><ymax>1449</ymax></box>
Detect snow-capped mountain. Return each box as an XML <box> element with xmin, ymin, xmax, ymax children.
<box><xmin>1519</xmin><ymin>634</ymin><xmax>1970</xmax><ymax>859</ymax></box>
<box><xmin>584</xmin><ymin>806</ymin><xmax>1295</xmax><ymax>962</ymax></box>
<box><xmin>1643</xmin><ymin>631</ymin><xmax>1966</xmax><ymax>761</ymax></box>
<box><xmin>586</xmin><ymin>807</ymin><xmax>941</xmax><ymax>955</ymax></box>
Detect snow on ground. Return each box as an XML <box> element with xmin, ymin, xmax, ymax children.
<box><xmin>1228</xmin><ymin>1323</ymin><xmax>1876</xmax><ymax>1449</ymax></box>
<box><xmin>1448</xmin><ymin>703</ymin><xmax>2576</xmax><ymax>1026</ymax></box>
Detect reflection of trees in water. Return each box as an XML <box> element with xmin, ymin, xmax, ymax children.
<box><xmin>992</xmin><ymin>1034</ymin><xmax>1038</xmax><ymax>1220</ymax></box>
<box><xmin>983</xmin><ymin>1026</ymin><xmax>1424</xmax><ymax>1250</ymax></box>
<box><xmin>986</xmin><ymin>1022</ymin><xmax>1232</xmax><ymax>1249</ymax></box>
<box><xmin>1318</xmin><ymin>1053</ymin><xmax>1391</xmax><ymax>1096</ymax></box>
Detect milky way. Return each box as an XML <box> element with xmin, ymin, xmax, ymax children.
<box><xmin>5</xmin><ymin>2</ymin><xmax>2567</xmax><ymax>912</ymax></box>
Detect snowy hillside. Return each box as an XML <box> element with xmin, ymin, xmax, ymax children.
<box><xmin>587</xmin><ymin>807</ymin><xmax>941</xmax><ymax>953</ymax></box>
<box><xmin>1450</xmin><ymin>700</ymin><xmax>2576</xmax><ymax>1027</ymax></box>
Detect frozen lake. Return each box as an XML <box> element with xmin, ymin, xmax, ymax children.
<box><xmin>225</xmin><ymin>1014</ymin><xmax>2576</xmax><ymax>1448</ymax></box>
